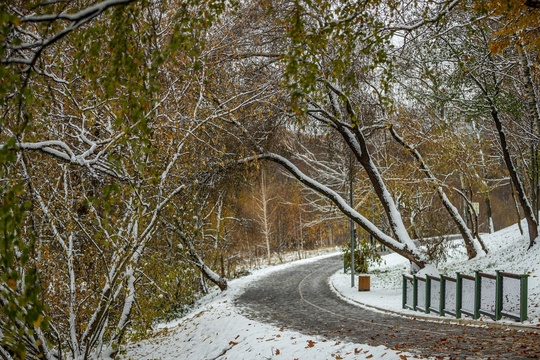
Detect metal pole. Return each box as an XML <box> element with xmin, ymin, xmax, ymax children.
<box><xmin>495</xmin><ymin>270</ymin><xmax>502</xmax><ymax>321</ymax></box>
<box><xmin>371</xmin><ymin>191</ymin><xmax>374</xmax><ymax>244</ymax></box>
<box><xmin>402</xmin><ymin>275</ymin><xmax>407</xmax><ymax>309</ymax></box>
<box><xmin>425</xmin><ymin>276</ymin><xmax>431</xmax><ymax>314</ymax></box>
<box><xmin>440</xmin><ymin>276</ymin><xmax>446</xmax><ymax>317</ymax></box>
<box><xmin>474</xmin><ymin>271</ymin><xmax>481</xmax><ymax>319</ymax></box>
<box><xmin>350</xmin><ymin>152</ymin><xmax>355</xmax><ymax>288</ymax></box>
<box><xmin>520</xmin><ymin>274</ymin><xmax>529</xmax><ymax>322</ymax></box>
<box><xmin>456</xmin><ymin>272</ymin><xmax>462</xmax><ymax>319</ymax></box>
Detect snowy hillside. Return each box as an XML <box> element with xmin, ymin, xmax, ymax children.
<box><xmin>333</xmin><ymin>221</ymin><xmax>540</xmax><ymax>326</ymax></box>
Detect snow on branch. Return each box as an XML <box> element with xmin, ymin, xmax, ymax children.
<box><xmin>388</xmin><ymin>0</ymin><xmax>459</xmax><ymax>32</ymax></box>
<box><xmin>388</xmin><ymin>124</ymin><xmax>486</xmax><ymax>258</ymax></box>
<box><xmin>4</xmin><ymin>0</ymin><xmax>140</xmax><ymax>70</ymax></box>
<box><xmin>2</xmin><ymin>140</ymin><xmax>126</xmax><ymax>179</ymax></box>
<box><xmin>241</xmin><ymin>152</ymin><xmax>406</xmax><ymax>252</ymax></box>
<box><xmin>20</xmin><ymin>0</ymin><xmax>138</xmax><ymax>23</ymax></box>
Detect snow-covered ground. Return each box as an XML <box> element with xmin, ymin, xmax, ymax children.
<box><xmin>122</xmin><ymin>252</ymin><xmax>413</xmax><ymax>359</ymax></box>
<box><xmin>122</xmin><ymin>222</ymin><xmax>540</xmax><ymax>359</ymax></box>
<box><xmin>332</xmin><ymin>221</ymin><xmax>540</xmax><ymax>327</ymax></box>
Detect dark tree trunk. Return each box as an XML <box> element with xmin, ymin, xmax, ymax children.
<box><xmin>491</xmin><ymin>108</ymin><xmax>538</xmax><ymax>247</ymax></box>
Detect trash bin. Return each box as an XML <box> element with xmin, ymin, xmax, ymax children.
<box><xmin>358</xmin><ymin>274</ymin><xmax>370</xmax><ymax>291</ymax></box>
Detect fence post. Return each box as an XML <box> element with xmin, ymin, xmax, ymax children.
<box><xmin>474</xmin><ymin>271</ymin><xmax>481</xmax><ymax>320</ymax></box>
<box><xmin>440</xmin><ymin>275</ymin><xmax>445</xmax><ymax>316</ymax></box>
<box><xmin>520</xmin><ymin>274</ymin><xmax>529</xmax><ymax>322</ymax></box>
<box><xmin>456</xmin><ymin>272</ymin><xmax>462</xmax><ymax>319</ymax></box>
<box><xmin>413</xmin><ymin>275</ymin><xmax>418</xmax><ymax>311</ymax></box>
<box><xmin>402</xmin><ymin>275</ymin><xmax>407</xmax><ymax>309</ymax></box>
<box><xmin>495</xmin><ymin>270</ymin><xmax>502</xmax><ymax>321</ymax></box>
<box><xmin>425</xmin><ymin>276</ymin><xmax>431</xmax><ymax>314</ymax></box>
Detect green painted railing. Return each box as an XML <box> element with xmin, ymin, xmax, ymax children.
<box><xmin>402</xmin><ymin>271</ymin><xmax>529</xmax><ymax>322</ymax></box>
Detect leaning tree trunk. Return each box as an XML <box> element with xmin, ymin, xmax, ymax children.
<box><xmin>345</xmin><ymin>125</ymin><xmax>420</xmax><ymax>255</ymax></box>
<box><xmin>518</xmin><ymin>46</ymin><xmax>540</xmax><ymax>222</ymax></box>
<box><xmin>389</xmin><ymin>125</ymin><xmax>485</xmax><ymax>258</ymax></box>
<box><xmin>179</xmin><ymin>231</ymin><xmax>228</xmax><ymax>291</ymax></box>
<box><xmin>470</xmin><ymin>71</ymin><xmax>538</xmax><ymax>248</ymax></box>
<box><xmin>253</xmin><ymin>152</ymin><xmax>428</xmax><ymax>270</ymax></box>
<box><xmin>484</xmin><ymin>191</ymin><xmax>494</xmax><ymax>234</ymax></box>
<box><xmin>491</xmin><ymin>107</ymin><xmax>538</xmax><ymax>248</ymax></box>
<box><xmin>511</xmin><ymin>182</ymin><xmax>525</xmax><ymax>235</ymax></box>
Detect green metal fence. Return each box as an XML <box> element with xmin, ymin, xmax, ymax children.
<box><xmin>402</xmin><ymin>271</ymin><xmax>529</xmax><ymax>322</ymax></box>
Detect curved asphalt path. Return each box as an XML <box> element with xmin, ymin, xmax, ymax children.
<box><xmin>235</xmin><ymin>255</ymin><xmax>540</xmax><ymax>359</ymax></box>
